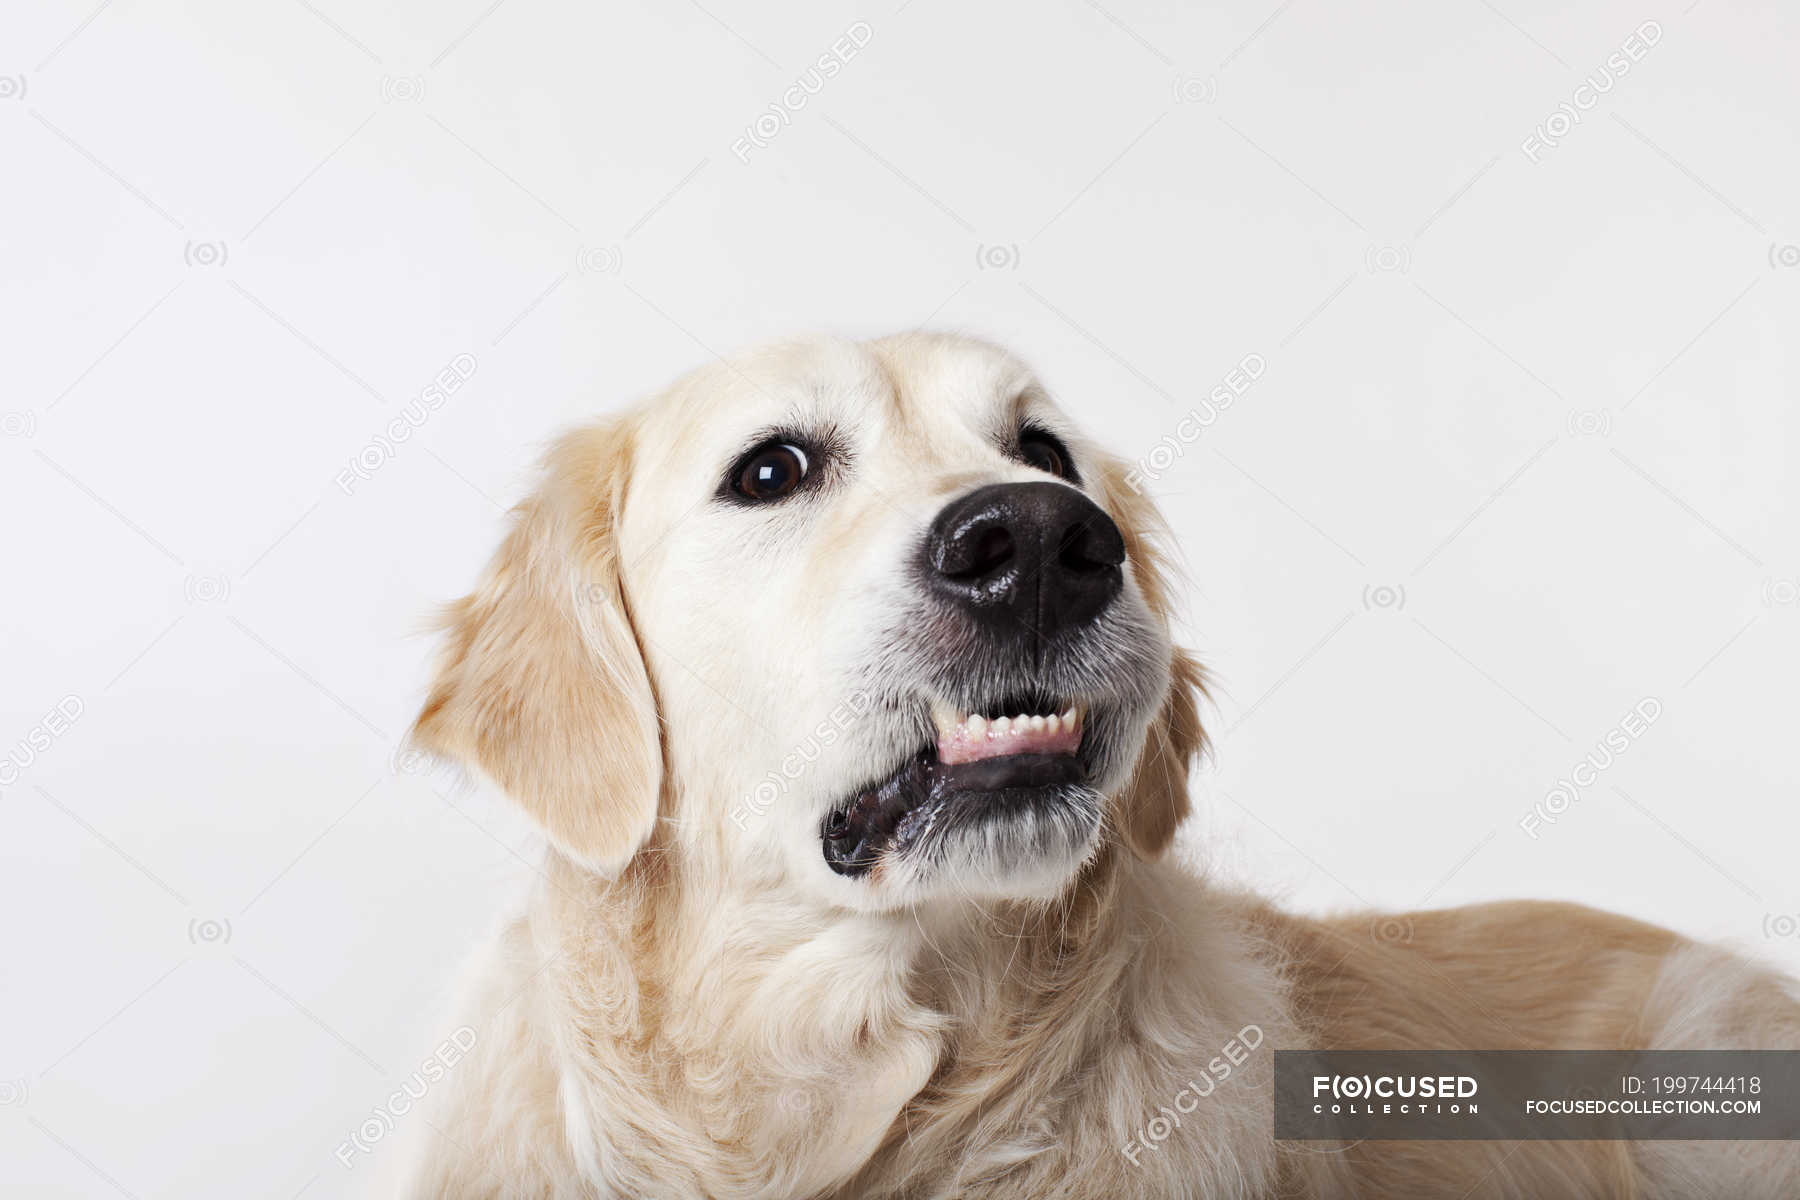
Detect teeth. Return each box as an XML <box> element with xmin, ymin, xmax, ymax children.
<box><xmin>931</xmin><ymin>701</ymin><xmax>962</xmax><ymax>738</ymax></box>
<box><xmin>936</xmin><ymin>704</ymin><xmax>1087</xmax><ymax>740</ymax></box>
<box><xmin>934</xmin><ymin>702</ymin><xmax>1088</xmax><ymax>764</ymax></box>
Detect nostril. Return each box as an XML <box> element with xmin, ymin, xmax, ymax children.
<box><xmin>942</xmin><ymin>523</ymin><xmax>1015</xmax><ymax>579</ymax></box>
<box><xmin>971</xmin><ymin>527</ymin><xmax>1013</xmax><ymax>575</ymax></box>
<box><xmin>1058</xmin><ymin>519</ymin><xmax>1123</xmax><ymax>574</ymax></box>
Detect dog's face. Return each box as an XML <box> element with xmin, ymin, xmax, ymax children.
<box><xmin>416</xmin><ymin>334</ymin><xmax>1204</xmax><ymax>913</ymax></box>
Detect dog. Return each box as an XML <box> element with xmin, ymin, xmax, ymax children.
<box><xmin>394</xmin><ymin>332</ymin><xmax>1799</xmax><ymax>1198</ymax></box>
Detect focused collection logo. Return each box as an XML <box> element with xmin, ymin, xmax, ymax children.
<box><xmin>1311</xmin><ymin>1073</ymin><xmax>1480</xmax><ymax>1116</ymax></box>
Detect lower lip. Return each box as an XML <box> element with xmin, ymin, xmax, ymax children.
<box><xmin>931</xmin><ymin>750</ymin><xmax>1085</xmax><ymax>792</ymax></box>
<box><xmin>822</xmin><ymin>735</ymin><xmax>1093</xmax><ymax>877</ymax></box>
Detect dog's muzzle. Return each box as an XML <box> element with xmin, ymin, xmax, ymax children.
<box><xmin>824</xmin><ymin>482</ymin><xmax>1143</xmax><ymax>881</ymax></box>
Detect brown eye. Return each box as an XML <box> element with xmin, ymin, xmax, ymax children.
<box><xmin>1019</xmin><ymin>429</ymin><xmax>1071</xmax><ymax>479</ymax></box>
<box><xmin>734</xmin><ymin>442</ymin><xmax>810</xmax><ymax>501</ymax></box>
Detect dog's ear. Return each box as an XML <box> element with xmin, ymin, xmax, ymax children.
<box><xmin>1095</xmin><ymin>459</ymin><xmax>1208</xmax><ymax>861</ymax></box>
<box><xmin>1113</xmin><ymin>648</ymin><xmax>1206</xmax><ymax>860</ymax></box>
<box><xmin>411</xmin><ymin>423</ymin><xmax>662</xmax><ymax>874</ymax></box>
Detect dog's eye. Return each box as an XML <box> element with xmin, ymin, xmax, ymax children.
<box><xmin>1018</xmin><ymin>428</ymin><xmax>1073</xmax><ymax>480</ymax></box>
<box><xmin>733</xmin><ymin>442</ymin><xmax>810</xmax><ymax>502</ymax></box>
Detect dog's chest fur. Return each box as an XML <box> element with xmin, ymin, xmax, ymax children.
<box><xmin>401</xmin><ymin>851</ymin><xmax>1301</xmax><ymax>1199</ymax></box>
<box><xmin>836</xmin><ymin>860</ymin><xmax>1296</xmax><ymax>1199</ymax></box>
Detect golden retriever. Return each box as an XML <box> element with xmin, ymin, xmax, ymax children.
<box><xmin>393</xmin><ymin>332</ymin><xmax>1799</xmax><ymax>1198</ymax></box>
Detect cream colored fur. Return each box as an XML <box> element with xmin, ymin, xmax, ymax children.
<box><xmin>393</xmin><ymin>333</ymin><xmax>1799</xmax><ymax>1198</ymax></box>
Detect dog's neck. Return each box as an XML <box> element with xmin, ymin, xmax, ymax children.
<box><xmin>536</xmin><ymin>841</ymin><xmax>1291</xmax><ymax>1198</ymax></box>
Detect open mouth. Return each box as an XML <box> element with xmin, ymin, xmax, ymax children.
<box><xmin>822</xmin><ymin>698</ymin><xmax>1094</xmax><ymax>877</ymax></box>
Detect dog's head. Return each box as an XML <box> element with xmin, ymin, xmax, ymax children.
<box><xmin>414</xmin><ymin>333</ymin><xmax>1203</xmax><ymax>912</ymax></box>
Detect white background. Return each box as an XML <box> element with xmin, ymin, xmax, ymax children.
<box><xmin>3</xmin><ymin>0</ymin><xmax>1797</xmax><ymax>1195</ymax></box>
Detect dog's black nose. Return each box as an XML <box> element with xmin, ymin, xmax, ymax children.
<box><xmin>924</xmin><ymin>482</ymin><xmax>1124</xmax><ymax>640</ymax></box>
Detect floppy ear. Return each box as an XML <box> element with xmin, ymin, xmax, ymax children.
<box><xmin>1112</xmin><ymin>648</ymin><xmax>1207</xmax><ymax>861</ymax></box>
<box><xmin>411</xmin><ymin>424</ymin><xmax>662</xmax><ymax>874</ymax></box>
<box><xmin>1095</xmin><ymin>458</ymin><xmax>1209</xmax><ymax>861</ymax></box>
